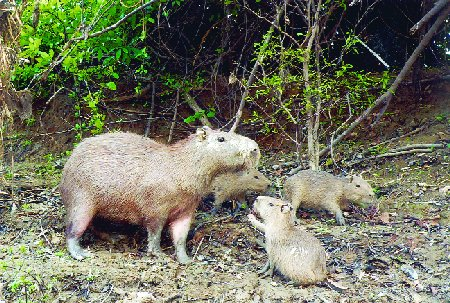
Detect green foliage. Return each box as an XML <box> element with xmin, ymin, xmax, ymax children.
<box><xmin>247</xmin><ymin>30</ymin><xmax>392</xmax><ymax>139</ymax></box>
<box><xmin>184</xmin><ymin>108</ymin><xmax>216</xmax><ymax>124</ymax></box>
<box><xmin>13</xmin><ymin>0</ymin><xmax>186</xmax><ymax>139</ymax></box>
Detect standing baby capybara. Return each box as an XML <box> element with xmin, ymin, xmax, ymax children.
<box><xmin>59</xmin><ymin>126</ymin><xmax>260</xmax><ymax>264</ymax></box>
<box><xmin>248</xmin><ymin>196</ymin><xmax>327</xmax><ymax>285</ymax></box>
<box><xmin>210</xmin><ymin>168</ymin><xmax>270</xmax><ymax>213</ymax></box>
<box><xmin>284</xmin><ymin>170</ymin><xmax>375</xmax><ymax>225</ymax></box>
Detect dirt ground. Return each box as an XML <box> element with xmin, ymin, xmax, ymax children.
<box><xmin>0</xmin><ymin>80</ymin><xmax>449</xmax><ymax>302</ymax></box>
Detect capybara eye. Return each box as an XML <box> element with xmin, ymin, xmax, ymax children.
<box><xmin>269</xmin><ymin>203</ymin><xmax>274</xmax><ymax>206</ymax></box>
<box><xmin>217</xmin><ymin>137</ymin><xmax>225</xmax><ymax>142</ymax></box>
<box><xmin>254</xmin><ymin>176</ymin><xmax>259</xmax><ymax>179</ymax></box>
<box><xmin>356</xmin><ymin>184</ymin><xmax>361</xmax><ymax>188</ymax></box>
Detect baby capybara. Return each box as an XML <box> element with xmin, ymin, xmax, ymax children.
<box><xmin>284</xmin><ymin>170</ymin><xmax>375</xmax><ymax>225</ymax></box>
<box><xmin>210</xmin><ymin>168</ymin><xmax>270</xmax><ymax>213</ymax></box>
<box><xmin>248</xmin><ymin>196</ymin><xmax>327</xmax><ymax>285</ymax></box>
<box><xmin>60</xmin><ymin>127</ymin><xmax>260</xmax><ymax>264</ymax></box>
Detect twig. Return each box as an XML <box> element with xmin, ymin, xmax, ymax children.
<box><xmin>144</xmin><ymin>82</ymin><xmax>156</xmax><ymax>137</ymax></box>
<box><xmin>39</xmin><ymin>87</ymin><xmax>64</xmax><ymax>126</ymax></box>
<box><xmin>192</xmin><ymin>236</ymin><xmax>204</xmax><ymax>261</ymax></box>
<box><xmin>355</xmin><ymin>37</ymin><xmax>390</xmax><ymax>69</ymax></box>
<box><xmin>73</xmin><ymin>0</ymin><xmax>159</xmax><ymax>41</ymax></box>
<box><xmin>167</xmin><ymin>89</ymin><xmax>179</xmax><ymax>143</ymax></box>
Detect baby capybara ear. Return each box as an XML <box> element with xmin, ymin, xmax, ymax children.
<box><xmin>196</xmin><ymin>127</ymin><xmax>207</xmax><ymax>141</ymax></box>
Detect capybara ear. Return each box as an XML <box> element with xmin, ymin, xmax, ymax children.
<box><xmin>196</xmin><ymin>128</ymin><xmax>207</xmax><ymax>141</ymax></box>
<box><xmin>280</xmin><ymin>204</ymin><xmax>291</xmax><ymax>213</ymax></box>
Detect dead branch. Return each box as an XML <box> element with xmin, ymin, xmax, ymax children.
<box><xmin>410</xmin><ymin>0</ymin><xmax>449</xmax><ymax>35</ymax></box>
<box><xmin>319</xmin><ymin>4</ymin><xmax>450</xmax><ymax>158</ymax></box>
<box><xmin>230</xmin><ymin>0</ymin><xmax>289</xmax><ymax>132</ymax></box>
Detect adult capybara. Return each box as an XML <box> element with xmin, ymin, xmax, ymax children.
<box><xmin>210</xmin><ymin>168</ymin><xmax>270</xmax><ymax>213</ymax></box>
<box><xmin>60</xmin><ymin>126</ymin><xmax>260</xmax><ymax>264</ymax></box>
<box><xmin>248</xmin><ymin>196</ymin><xmax>327</xmax><ymax>285</ymax></box>
<box><xmin>284</xmin><ymin>170</ymin><xmax>375</xmax><ymax>225</ymax></box>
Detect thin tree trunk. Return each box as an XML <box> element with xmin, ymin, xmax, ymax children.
<box><xmin>230</xmin><ymin>0</ymin><xmax>289</xmax><ymax>132</ymax></box>
<box><xmin>144</xmin><ymin>82</ymin><xmax>156</xmax><ymax>137</ymax></box>
<box><xmin>304</xmin><ymin>0</ymin><xmax>322</xmax><ymax>170</ymax></box>
<box><xmin>168</xmin><ymin>89</ymin><xmax>179</xmax><ymax>143</ymax></box>
<box><xmin>319</xmin><ymin>4</ymin><xmax>450</xmax><ymax>157</ymax></box>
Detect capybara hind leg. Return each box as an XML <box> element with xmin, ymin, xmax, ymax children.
<box><xmin>65</xmin><ymin>215</ymin><xmax>93</xmax><ymax>260</ymax></box>
<box><xmin>170</xmin><ymin>216</ymin><xmax>192</xmax><ymax>264</ymax></box>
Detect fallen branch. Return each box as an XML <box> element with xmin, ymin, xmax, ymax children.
<box><xmin>388</xmin><ymin>143</ymin><xmax>444</xmax><ymax>153</ymax></box>
<box><xmin>374</xmin><ymin>149</ymin><xmax>433</xmax><ymax>158</ymax></box>
<box><xmin>319</xmin><ymin>4</ymin><xmax>450</xmax><ymax>157</ymax></box>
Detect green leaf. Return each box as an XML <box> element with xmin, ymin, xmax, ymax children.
<box><xmin>106</xmin><ymin>82</ymin><xmax>117</xmax><ymax>90</ymax></box>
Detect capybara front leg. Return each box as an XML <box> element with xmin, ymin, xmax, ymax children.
<box><xmin>145</xmin><ymin>221</ymin><xmax>163</xmax><ymax>256</ymax></box>
<box><xmin>247</xmin><ymin>214</ymin><xmax>266</xmax><ymax>233</ymax></box>
<box><xmin>328</xmin><ymin>204</ymin><xmax>345</xmax><ymax>225</ymax></box>
<box><xmin>170</xmin><ymin>216</ymin><xmax>192</xmax><ymax>264</ymax></box>
<box><xmin>65</xmin><ymin>215</ymin><xmax>93</xmax><ymax>260</ymax></box>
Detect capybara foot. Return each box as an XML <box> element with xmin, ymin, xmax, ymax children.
<box><xmin>335</xmin><ymin>213</ymin><xmax>346</xmax><ymax>225</ymax></box>
<box><xmin>147</xmin><ymin>245</ymin><xmax>163</xmax><ymax>257</ymax></box>
<box><xmin>258</xmin><ymin>260</ymin><xmax>273</xmax><ymax>276</ymax></box>
<box><xmin>177</xmin><ymin>254</ymin><xmax>192</xmax><ymax>265</ymax></box>
<box><xmin>67</xmin><ymin>238</ymin><xmax>91</xmax><ymax>260</ymax></box>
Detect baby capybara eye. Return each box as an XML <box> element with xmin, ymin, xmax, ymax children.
<box><xmin>217</xmin><ymin>137</ymin><xmax>225</xmax><ymax>142</ymax></box>
<box><xmin>254</xmin><ymin>176</ymin><xmax>259</xmax><ymax>179</ymax></box>
<box><xmin>269</xmin><ymin>203</ymin><xmax>274</xmax><ymax>206</ymax></box>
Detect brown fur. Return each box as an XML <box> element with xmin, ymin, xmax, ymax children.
<box><xmin>211</xmin><ymin>168</ymin><xmax>270</xmax><ymax>211</ymax></box>
<box><xmin>60</xmin><ymin>127</ymin><xmax>260</xmax><ymax>263</ymax></box>
<box><xmin>284</xmin><ymin>170</ymin><xmax>375</xmax><ymax>225</ymax></box>
<box><xmin>248</xmin><ymin>196</ymin><xmax>327</xmax><ymax>285</ymax></box>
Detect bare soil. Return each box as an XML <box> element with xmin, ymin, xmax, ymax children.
<box><xmin>0</xmin><ymin>79</ymin><xmax>449</xmax><ymax>302</ymax></box>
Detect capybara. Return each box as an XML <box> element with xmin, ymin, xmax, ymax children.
<box><xmin>248</xmin><ymin>196</ymin><xmax>327</xmax><ymax>285</ymax></box>
<box><xmin>284</xmin><ymin>170</ymin><xmax>375</xmax><ymax>225</ymax></box>
<box><xmin>60</xmin><ymin>127</ymin><xmax>260</xmax><ymax>264</ymax></box>
<box><xmin>210</xmin><ymin>168</ymin><xmax>270</xmax><ymax>213</ymax></box>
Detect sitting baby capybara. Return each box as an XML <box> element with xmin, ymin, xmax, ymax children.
<box><xmin>284</xmin><ymin>170</ymin><xmax>375</xmax><ymax>225</ymax></box>
<box><xmin>209</xmin><ymin>168</ymin><xmax>270</xmax><ymax>214</ymax></box>
<box><xmin>59</xmin><ymin>126</ymin><xmax>260</xmax><ymax>264</ymax></box>
<box><xmin>248</xmin><ymin>196</ymin><xmax>327</xmax><ymax>285</ymax></box>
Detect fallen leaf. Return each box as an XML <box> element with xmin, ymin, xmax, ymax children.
<box><xmin>378</xmin><ymin>212</ymin><xmax>390</xmax><ymax>224</ymax></box>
